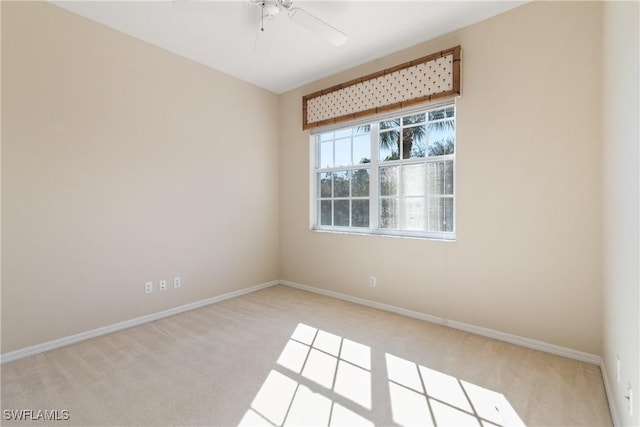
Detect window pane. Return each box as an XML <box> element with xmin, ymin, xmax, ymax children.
<box><xmin>355</xmin><ymin>124</ymin><xmax>370</xmax><ymax>134</ymax></box>
<box><xmin>428</xmin><ymin>198</ymin><xmax>442</xmax><ymax>232</ymax></box>
<box><xmin>428</xmin><ymin>108</ymin><xmax>446</xmax><ymax>121</ymax></box>
<box><xmin>427</xmin><ymin>121</ymin><xmax>455</xmax><ymax>156</ymax></box>
<box><xmin>428</xmin><ymin>110</ymin><xmax>441</xmax><ymax>121</ymax></box>
<box><xmin>444</xmin><ymin>106</ymin><xmax>455</xmax><ymax>118</ymax></box>
<box><xmin>352</xmin><ymin>200</ymin><xmax>369</xmax><ymax>228</ymax></box>
<box><xmin>403</xmin><ymin>113</ymin><xmax>425</xmax><ymax>125</ymax></box>
<box><xmin>320</xmin><ymin>141</ymin><xmax>334</xmax><ymax>168</ymax></box>
<box><xmin>335</xmin><ymin>128</ymin><xmax>352</xmax><ymax>138</ymax></box>
<box><xmin>334</xmin><ymin>171</ymin><xmax>350</xmax><ymax>197</ymax></box>
<box><xmin>380</xmin><ymin>118</ymin><xmax>400</xmax><ymax>129</ymax></box>
<box><xmin>445</xmin><ymin>160</ymin><xmax>454</xmax><ymax>194</ymax></box>
<box><xmin>334</xmin><ymin>200</ymin><xmax>349</xmax><ymax>226</ymax></box>
<box><xmin>380</xmin><ymin>198</ymin><xmax>398</xmax><ymax>228</ymax></box>
<box><xmin>320</xmin><ymin>200</ymin><xmax>332</xmax><ymax>225</ymax></box>
<box><xmin>319</xmin><ymin>132</ymin><xmax>334</xmax><ymax>142</ymax></box>
<box><xmin>402</xmin><ymin>198</ymin><xmax>426</xmax><ymax>231</ymax></box>
<box><xmin>379</xmin><ymin>130</ymin><xmax>399</xmax><ymax>161</ymax></box>
<box><xmin>443</xmin><ymin>197</ymin><xmax>454</xmax><ymax>232</ymax></box>
<box><xmin>379</xmin><ymin>166</ymin><xmax>399</xmax><ymax>196</ymax></box>
<box><xmin>428</xmin><ymin>197</ymin><xmax>453</xmax><ymax>232</ymax></box>
<box><xmin>401</xmin><ymin>164</ymin><xmax>426</xmax><ymax>196</ymax></box>
<box><xmin>427</xmin><ymin>161</ymin><xmax>453</xmax><ymax>195</ymax></box>
<box><xmin>319</xmin><ymin>172</ymin><xmax>332</xmax><ymax>197</ymax></box>
<box><xmin>404</xmin><ymin>125</ymin><xmax>426</xmax><ymax>159</ymax></box>
<box><xmin>335</xmin><ymin>138</ymin><xmax>351</xmax><ymax>167</ymax></box>
<box><xmin>353</xmin><ymin>134</ymin><xmax>371</xmax><ymax>164</ymax></box>
<box><xmin>351</xmin><ymin>169</ymin><xmax>369</xmax><ymax>197</ymax></box>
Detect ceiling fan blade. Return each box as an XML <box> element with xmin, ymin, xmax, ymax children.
<box><xmin>288</xmin><ymin>6</ymin><xmax>348</xmax><ymax>47</ymax></box>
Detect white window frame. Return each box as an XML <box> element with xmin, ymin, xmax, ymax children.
<box><xmin>309</xmin><ymin>100</ymin><xmax>456</xmax><ymax>241</ymax></box>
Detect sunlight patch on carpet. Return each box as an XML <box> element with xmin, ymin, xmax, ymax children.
<box><xmin>239</xmin><ymin>322</ymin><xmax>525</xmax><ymax>427</ymax></box>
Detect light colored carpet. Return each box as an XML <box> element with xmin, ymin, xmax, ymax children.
<box><xmin>1</xmin><ymin>285</ymin><xmax>611</xmax><ymax>426</ymax></box>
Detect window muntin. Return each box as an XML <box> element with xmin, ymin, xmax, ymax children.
<box><xmin>313</xmin><ymin>104</ymin><xmax>455</xmax><ymax>239</ymax></box>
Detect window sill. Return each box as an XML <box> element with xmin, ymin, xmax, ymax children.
<box><xmin>310</xmin><ymin>227</ymin><xmax>456</xmax><ymax>242</ymax></box>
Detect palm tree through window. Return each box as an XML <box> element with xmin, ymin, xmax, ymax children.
<box><xmin>314</xmin><ymin>103</ymin><xmax>455</xmax><ymax>239</ymax></box>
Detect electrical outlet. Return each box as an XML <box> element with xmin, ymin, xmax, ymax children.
<box><xmin>159</xmin><ymin>280</ymin><xmax>167</xmax><ymax>291</ymax></box>
<box><xmin>173</xmin><ymin>276</ymin><xmax>182</xmax><ymax>288</ymax></box>
<box><xmin>144</xmin><ymin>281</ymin><xmax>153</xmax><ymax>294</ymax></box>
<box><xmin>369</xmin><ymin>276</ymin><xmax>376</xmax><ymax>287</ymax></box>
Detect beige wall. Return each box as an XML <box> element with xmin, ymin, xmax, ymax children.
<box><xmin>602</xmin><ymin>1</ymin><xmax>640</xmax><ymax>425</ymax></box>
<box><xmin>280</xmin><ymin>1</ymin><xmax>603</xmax><ymax>354</ymax></box>
<box><xmin>1</xmin><ymin>2</ymin><xmax>280</xmax><ymax>353</ymax></box>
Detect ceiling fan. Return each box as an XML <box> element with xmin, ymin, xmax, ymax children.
<box><xmin>173</xmin><ymin>0</ymin><xmax>348</xmax><ymax>49</ymax></box>
<box><xmin>250</xmin><ymin>0</ymin><xmax>348</xmax><ymax>47</ymax></box>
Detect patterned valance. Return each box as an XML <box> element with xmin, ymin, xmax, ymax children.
<box><xmin>303</xmin><ymin>46</ymin><xmax>461</xmax><ymax>130</ymax></box>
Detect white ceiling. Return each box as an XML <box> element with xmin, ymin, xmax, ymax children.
<box><xmin>52</xmin><ymin>1</ymin><xmax>526</xmax><ymax>94</ymax></box>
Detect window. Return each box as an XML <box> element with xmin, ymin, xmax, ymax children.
<box><xmin>312</xmin><ymin>103</ymin><xmax>455</xmax><ymax>240</ymax></box>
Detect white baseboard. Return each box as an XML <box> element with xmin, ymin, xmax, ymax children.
<box><xmin>280</xmin><ymin>280</ymin><xmax>602</xmax><ymax>365</ymax></box>
<box><xmin>281</xmin><ymin>280</ymin><xmax>445</xmax><ymax>324</ymax></box>
<box><xmin>0</xmin><ymin>278</ymin><xmax>603</xmax><ymax>367</ymax></box>
<box><xmin>0</xmin><ymin>280</ymin><xmax>280</xmax><ymax>364</ymax></box>
<box><xmin>0</xmin><ymin>278</ymin><xmax>616</xmax><ymax>425</ymax></box>
<box><xmin>600</xmin><ymin>359</ymin><xmax>621</xmax><ymax>426</ymax></box>
<box><xmin>445</xmin><ymin>319</ymin><xmax>601</xmax><ymax>365</ymax></box>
